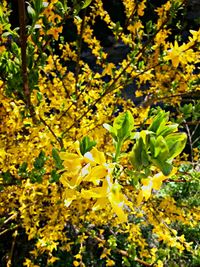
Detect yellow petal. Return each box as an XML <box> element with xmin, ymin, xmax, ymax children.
<box><xmin>85</xmin><ymin>165</ymin><xmax>107</xmax><ymax>184</ymax></box>
<box><xmin>93</xmin><ymin>198</ymin><xmax>109</xmax><ymax>211</ymax></box>
<box><xmin>141</xmin><ymin>180</ymin><xmax>152</xmax><ymax>201</ymax></box>
<box><xmin>81</xmin><ymin>187</ymin><xmax>106</xmax><ymax>199</ymax></box>
<box><xmin>152</xmin><ymin>172</ymin><xmax>165</xmax><ymax>190</ymax></box>
<box><xmin>137</xmin><ymin>190</ymin><xmax>144</xmax><ymax>205</ymax></box>
<box><xmin>84</xmin><ymin>147</ymin><xmax>106</xmax><ymax>165</ymax></box>
<box><xmin>108</xmin><ymin>183</ymin><xmax>127</xmax><ymax>223</ymax></box>
<box><xmin>63</xmin><ymin>188</ymin><xmax>77</xmax><ymax>207</ymax></box>
<box><xmin>109</xmin><ymin>198</ymin><xmax>127</xmax><ymax>223</ymax></box>
<box><xmin>171</xmin><ymin>56</ymin><xmax>179</xmax><ymax>68</ymax></box>
<box><xmin>60</xmin><ymin>173</ymin><xmax>83</xmax><ymax>188</ymax></box>
<box><xmin>60</xmin><ymin>152</ymin><xmax>83</xmax><ymax>175</ymax></box>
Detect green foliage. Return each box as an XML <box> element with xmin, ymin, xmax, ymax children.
<box><xmin>79</xmin><ymin>136</ymin><xmax>97</xmax><ymax>155</ymax></box>
<box><xmin>130</xmin><ymin>110</ymin><xmax>187</xmax><ymax>176</ymax></box>
<box><xmin>104</xmin><ymin>111</ymin><xmax>134</xmax><ymax>161</ymax></box>
<box><xmin>33</xmin><ymin>151</ymin><xmax>46</xmax><ymax>169</ymax></box>
<box><xmin>104</xmin><ymin>111</ymin><xmax>134</xmax><ymax>143</ymax></box>
<box><xmin>52</xmin><ymin>148</ymin><xmax>64</xmax><ymax>169</ymax></box>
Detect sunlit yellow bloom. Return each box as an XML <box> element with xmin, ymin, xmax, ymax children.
<box><xmin>47</xmin><ymin>26</ymin><xmax>63</xmax><ymax>40</ymax></box>
<box><xmin>81</xmin><ymin>173</ymin><xmax>128</xmax><ymax>223</ymax></box>
<box><xmin>73</xmin><ymin>260</ymin><xmax>80</xmax><ymax>266</ymax></box>
<box><xmin>106</xmin><ymin>258</ymin><xmax>115</xmax><ymax>266</ymax></box>
<box><xmin>138</xmin><ymin>168</ymin><xmax>177</xmax><ymax>203</ymax></box>
<box><xmin>137</xmin><ymin>0</ymin><xmax>146</xmax><ymax>16</ymax></box>
<box><xmin>84</xmin><ymin>147</ymin><xmax>106</xmax><ymax>165</ymax></box>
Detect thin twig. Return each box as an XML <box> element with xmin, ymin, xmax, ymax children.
<box><xmin>0</xmin><ymin>213</ymin><xmax>17</xmax><ymax>228</ymax></box>
<box><xmin>52</xmin><ymin>54</ymin><xmax>70</xmax><ymax>98</ymax></box>
<box><xmin>184</xmin><ymin>120</ymin><xmax>194</xmax><ymax>163</ymax></box>
<box><xmin>118</xmin><ymin>1</ymin><xmax>138</xmax><ymax>40</ymax></box>
<box><xmin>39</xmin><ymin>115</ymin><xmax>64</xmax><ymax>149</ymax></box>
<box><xmin>182</xmin><ymin>120</ymin><xmax>200</xmax><ymax>126</ymax></box>
<box><xmin>192</xmin><ymin>135</ymin><xmax>200</xmax><ymax>146</ymax></box>
<box><xmin>163</xmin><ymin>179</ymin><xmax>188</xmax><ymax>183</ymax></box>
<box><xmin>75</xmin><ymin>9</ymin><xmax>86</xmax><ymax>95</ymax></box>
<box><xmin>6</xmin><ymin>230</ymin><xmax>18</xmax><ymax>267</ymax></box>
<box><xmin>0</xmin><ymin>225</ymin><xmax>18</xmax><ymax>237</ymax></box>
<box><xmin>191</xmin><ymin>122</ymin><xmax>200</xmax><ymax>137</ymax></box>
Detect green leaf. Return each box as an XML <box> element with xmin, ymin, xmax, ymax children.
<box><xmin>37</xmin><ymin>91</ymin><xmax>43</xmax><ymax>103</ymax></box>
<box><xmin>3</xmin><ymin>23</ymin><xmax>11</xmax><ymax>31</ymax></box>
<box><xmin>113</xmin><ymin>111</ymin><xmax>134</xmax><ymax>141</ymax></box>
<box><xmin>18</xmin><ymin>162</ymin><xmax>28</xmax><ymax>178</ymax></box>
<box><xmin>148</xmin><ymin>111</ymin><xmax>169</xmax><ymax>133</ymax></box>
<box><xmin>52</xmin><ymin>148</ymin><xmax>64</xmax><ymax>169</ymax></box>
<box><xmin>33</xmin><ymin>151</ymin><xmax>46</xmax><ymax>169</ymax></box>
<box><xmin>79</xmin><ymin>136</ymin><xmax>97</xmax><ymax>155</ymax></box>
<box><xmin>149</xmin><ymin>135</ymin><xmax>156</xmax><ymax>157</ymax></box>
<box><xmin>146</xmin><ymin>20</ymin><xmax>153</xmax><ymax>34</ymax></box>
<box><xmin>141</xmin><ymin>148</ymin><xmax>149</xmax><ymax>167</ymax></box>
<box><xmin>152</xmin><ymin>158</ymin><xmax>173</xmax><ymax>176</ymax></box>
<box><xmin>81</xmin><ymin>0</ymin><xmax>92</xmax><ymax>9</ymax></box>
<box><xmin>180</xmin><ymin>103</ymin><xmax>193</xmax><ymax>117</ymax></box>
<box><xmin>165</xmin><ymin>132</ymin><xmax>187</xmax><ymax>160</ymax></box>
<box><xmin>2</xmin><ymin>171</ymin><xmax>13</xmax><ymax>184</ymax></box>
<box><xmin>19</xmin><ymin>162</ymin><xmax>28</xmax><ymax>173</ymax></box>
<box><xmin>130</xmin><ymin>137</ymin><xmax>143</xmax><ymax>171</ymax></box>
<box><xmin>157</xmin><ymin>124</ymin><xmax>178</xmax><ymax>137</ymax></box>
<box><xmin>27</xmin><ymin>5</ymin><xmax>36</xmax><ymax>19</ymax></box>
<box><xmin>49</xmin><ymin>169</ymin><xmax>61</xmax><ymax>183</ymax></box>
<box><xmin>103</xmin><ymin>123</ymin><xmax>117</xmax><ymax>141</ymax></box>
<box><xmin>34</xmin><ymin>0</ymin><xmax>43</xmax><ymax>13</ymax></box>
<box><xmin>30</xmin><ymin>170</ymin><xmax>43</xmax><ymax>183</ymax></box>
<box><xmin>154</xmin><ymin>135</ymin><xmax>169</xmax><ymax>159</ymax></box>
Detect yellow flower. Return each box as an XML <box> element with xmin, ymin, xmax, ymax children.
<box><xmin>60</xmin><ymin>145</ymin><xmax>109</xmax><ymax>188</ymax></box>
<box><xmin>0</xmin><ymin>147</ymin><xmax>6</xmax><ymax>163</ymax></box>
<box><xmin>23</xmin><ymin>258</ymin><xmax>39</xmax><ymax>267</ymax></box>
<box><xmin>137</xmin><ymin>0</ymin><xmax>146</xmax><ymax>16</ymax></box>
<box><xmin>156</xmin><ymin>260</ymin><xmax>164</xmax><ymax>267</ymax></box>
<box><xmin>81</xmin><ymin>173</ymin><xmax>128</xmax><ymax>223</ymax></box>
<box><xmin>73</xmin><ymin>260</ymin><xmax>80</xmax><ymax>267</ymax></box>
<box><xmin>106</xmin><ymin>259</ymin><xmax>115</xmax><ymax>266</ymax></box>
<box><xmin>47</xmin><ymin>256</ymin><xmax>59</xmax><ymax>264</ymax></box>
<box><xmin>137</xmin><ymin>168</ymin><xmax>177</xmax><ymax>204</ymax></box>
<box><xmin>135</xmin><ymin>90</ymin><xmax>143</xmax><ymax>97</ymax></box>
<box><xmin>84</xmin><ymin>147</ymin><xmax>106</xmax><ymax>165</ymax></box>
<box><xmin>163</xmin><ymin>40</ymin><xmax>196</xmax><ymax>67</ymax></box>
<box><xmin>0</xmin><ymin>45</ymin><xmax>6</xmax><ymax>54</ymax></box>
<box><xmin>47</xmin><ymin>26</ymin><xmax>63</xmax><ymax>40</ymax></box>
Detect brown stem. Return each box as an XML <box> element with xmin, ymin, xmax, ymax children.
<box><xmin>0</xmin><ymin>225</ymin><xmax>18</xmax><ymax>237</ymax></box>
<box><xmin>75</xmin><ymin>9</ymin><xmax>86</xmax><ymax>94</ymax></box>
<box><xmin>6</xmin><ymin>230</ymin><xmax>18</xmax><ymax>267</ymax></box>
<box><xmin>184</xmin><ymin>120</ymin><xmax>194</xmax><ymax>163</ymax></box>
<box><xmin>52</xmin><ymin>54</ymin><xmax>70</xmax><ymax>98</ymax></box>
<box><xmin>163</xmin><ymin>179</ymin><xmax>188</xmax><ymax>183</ymax></box>
<box><xmin>191</xmin><ymin>121</ymin><xmax>200</xmax><ymax>137</ymax></box>
<box><xmin>118</xmin><ymin>1</ymin><xmax>138</xmax><ymax>40</ymax></box>
<box><xmin>18</xmin><ymin>0</ymin><xmax>36</xmax><ymax>122</ymax></box>
<box><xmin>39</xmin><ymin>115</ymin><xmax>64</xmax><ymax>149</ymax></box>
<box><xmin>0</xmin><ymin>213</ymin><xmax>17</xmax><ymax>227</ymax></box>
<box><xmin>74</xmin><ymin>9</ymin><xmax>86</xmax><ymax>133</ymax></box>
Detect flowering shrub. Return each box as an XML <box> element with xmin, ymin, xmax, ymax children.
<box><xmin>0</xmin><ymin>0</ymin><xmax>199</xmax><ymax>266</ymax></box>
